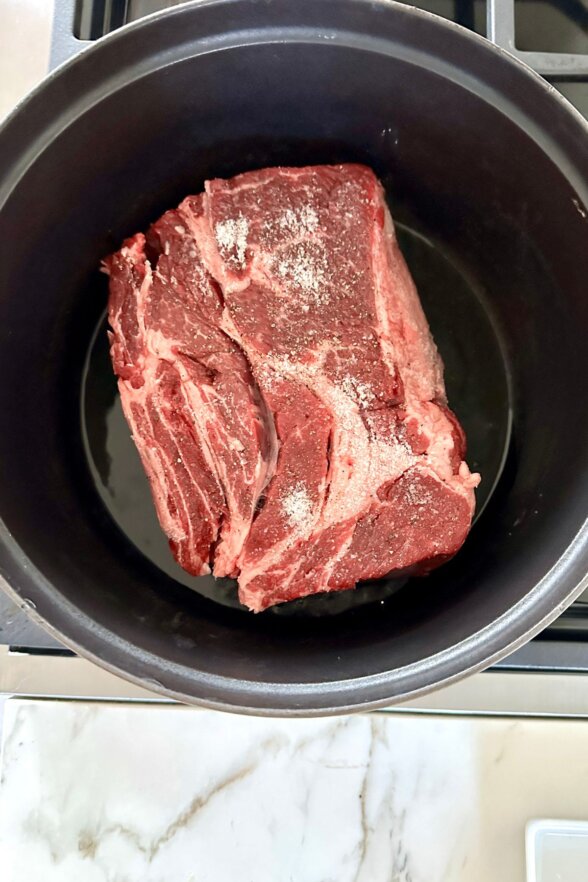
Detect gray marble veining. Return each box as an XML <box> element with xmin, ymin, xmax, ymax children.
<box><xmin>2</xmin><ymin>700</ymin><xmax>588</xmax><ymax>881</ymax></box>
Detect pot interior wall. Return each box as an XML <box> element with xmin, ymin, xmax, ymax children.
<box><xmin>0</xmin><ymin>25</ymin><xmax>586</xmax><ymax>706</ymax></box>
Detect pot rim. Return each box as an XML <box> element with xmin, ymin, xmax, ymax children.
<box><xmin>0</xmin><ymin>0</ymin><xmax>587</xmax><ymax>714</ymax></box>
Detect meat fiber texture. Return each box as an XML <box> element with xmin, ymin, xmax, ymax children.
<box><xmin>105</xmin><ymin>164</ymin><xmax>480</xmax><ymax>612</ymax></box>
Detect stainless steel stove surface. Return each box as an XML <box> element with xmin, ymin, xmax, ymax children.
<box><xmin>0</xmin><ymin>0</ymin><xmax>587</xmax><ymax>709</ymax></box>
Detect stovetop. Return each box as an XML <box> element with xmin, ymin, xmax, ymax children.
<box><xmin>1</xmin><ymin>0</ymin><xmax>587</xmax><ymax>676</ymax></box>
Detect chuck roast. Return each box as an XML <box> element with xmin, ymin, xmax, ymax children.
<box><xmin>105</xmin><ymin>164</ymin><xmax>479</xmax><ymax>611</ymax></box>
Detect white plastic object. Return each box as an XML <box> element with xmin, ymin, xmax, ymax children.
<box><xmin>526</xmin><ymin>819</ymin><xmax>588</xmax><ymax>882</ymax></box>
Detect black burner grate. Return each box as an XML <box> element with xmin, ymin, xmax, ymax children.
<box><xmin>51</xmin><ymin>0</ymin><xmax>588</xmax><ymax>75</ymax></box>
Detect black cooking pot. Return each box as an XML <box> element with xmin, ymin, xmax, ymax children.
<box><xmin>0</xmin><ymin>0</ymin><xmax>586</xmax><ymax>714</ymax></box>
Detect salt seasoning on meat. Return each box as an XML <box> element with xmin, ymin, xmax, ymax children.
<box><xmin>214</xmin><ymin>214</ymin><xmax>249</xmax><ymax>267</ymax></box>
<box><xmin>282</xmin><ymin>483</ymin><xmax>313</xmax><ymax>529</ymax></box>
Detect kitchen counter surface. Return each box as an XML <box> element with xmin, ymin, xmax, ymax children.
<box><xmin>0</xmin><ymin>0</ymin><xmax>52</xmax><ymax>121</ymax></box>
<box><xmin>1</xmin><ymin>698</ymin><xmax>588</xmax><ymax>882</ymax></box>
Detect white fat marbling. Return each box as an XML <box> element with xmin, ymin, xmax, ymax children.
<box><xmin>1</xmin><ymin>700</ymin><xmax>588</xmax><ymax>882</ymax></box>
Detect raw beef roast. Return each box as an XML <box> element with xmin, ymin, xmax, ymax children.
<box><xmin>105</xmin><ymin>164</ymin><xmax>480</xmax><ymax>611</ymax></box>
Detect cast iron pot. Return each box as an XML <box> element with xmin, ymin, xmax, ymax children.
<box><xmin>0</xmin><ymin>0</ymin><xmax>586</xmax><ymax>714</ymax></box>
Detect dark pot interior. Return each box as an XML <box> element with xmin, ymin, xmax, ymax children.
<box><xmin>0</xmin><ymin>0</ymin><xmax>586</xmax><ymax>712</ymax></box>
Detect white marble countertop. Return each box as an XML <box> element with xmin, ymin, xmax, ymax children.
<box><xmin>0</xmin><ymin>0</ymin><xmax>52</xmax><ymax>121</ymax></box>
<box><xmin>1</xmin><ymin>699</ymin><xmax>588</xmax><ymax>882</ymax></box>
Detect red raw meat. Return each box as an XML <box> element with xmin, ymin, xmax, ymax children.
<box><xmin>105</xmin><ymin>164</ymin><xmax>479</xmax><ymax>611</ymax></box>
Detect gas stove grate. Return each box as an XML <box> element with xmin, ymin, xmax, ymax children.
<box><xmin>55</xmin><ymin>0</ymin><xmax>588</xmax><ymax>76</ymax></box>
